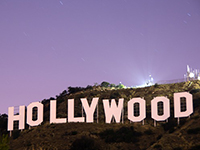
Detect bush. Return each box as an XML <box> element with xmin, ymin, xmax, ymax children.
<box><xmin>68</xmin><ymin>86</ymin><xmax>85</xmax><ymax>94</ymax></box>
<box><xmin>12</xmin><ymin>130</ymin><xmax>20</xmax><ymax>139</ymax></box>
<box><xmin>110</xmin><ymin>91</ymin><xmax>121</xmax><ymax>99</ymax></box>
<box><xmin>0</xmin><ymin>114</ymin><xmax>8</xmax><ymax>136</ymax></box>
<box><xmin>0</xmin><ymin>134</ymin><xmax>9</xmax><ymax>150</ymax></box>
<box><xmin>187</xmin><ymin>127</ymin><xmax>200</xmax><ymax>134</ymax></box>
<box><xmin>153</xmin><ymin>144</ymin><xmax>162</xmax><ymax>149</ymax></box>
<box><xmin>162</xmin><ymin>119</ymin><xmax>177</xmax><ymax>132</ymax></box>
<box><xmin>156</xmin><ymin>135</ymin><xmax>162</xmax><ymax>140</ymax></box>
<box><xmin>189</xmin><ymin>89</ymin><xmax>200</xmax><ymax>94</ymax></box>
<box><xmin>144</xmin><ymin>129</ymin><xmax>154</xmax><ymax>135</ymax></box>
<box><xmin>189</xmin><ymin>145</ymin><xmax>200</xmax><ymax>150</ymax></box>
<box><xmin>70</xmin><ymin>136</ymin><xmax>102</xmax><ymax>150</ymax></box>
<box><xmin>99</xmin><ymin>126</ymin><xmax>142</xmax><ymax>143</ymax></box>
<box><xmin>173</xmin><ymin>147</ymin><xmax>182</xmax><ymax>150</ymax></box>
<box><xmin>71</xmin><ymin>131</ymin><xmax>78</xmax><ymax>135</ymax></box>
<box><xmin>154</xmin><ymin>83</ymin><xmax>159</xmax><ymax>88</ymax></box>
<box><xmin>100</xmin><ymin>81</ymin><xmax>110</xmax><ymax>88</ymax></box>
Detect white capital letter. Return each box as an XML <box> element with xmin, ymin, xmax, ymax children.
<box><xmin>128</xmin><ymin>98</ymin><xmax>146</xmax><ymax>122</ymax></box>
<box><xmin>68</xmin><ymin>99</ymin><xmax>84</xmax><ymax>122</ymax></box>
<box><xmin>50</xmin><ymin>100</ymin><xmax>67</xmax><ymax>124</ymax></box>
<box><xmin>8</xmin><ymin>106</ymin><xmax>25</xmax><ymax>131</ymax></box>
<box><xmin>174</xmin><ymin>92</ymin><xmax>193</xmax><ymax>118</ymax></box>
<box><xmin>27</xmin><ymin>102</ymin><xmax>43</xmax><ymax>126</ymax></box>
<box><xmin>151</xmin><ymin>97</ymin><xmax>170</xmax><ymax>121</ymax></box>
<box><xmin>103</xmin><ymin>98</ymin><xmax>124</xmax><ymax>123</ymax></box>
<box><xmin>81</xmin><ymin>98</ymin><xmax>98</xmax><ymax>123</ymax></box>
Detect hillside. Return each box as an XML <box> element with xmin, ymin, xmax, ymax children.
<box><xmin>3</xmin><ymin>80</ymin><xmax>200</xmax><ymax>150</ymax></box>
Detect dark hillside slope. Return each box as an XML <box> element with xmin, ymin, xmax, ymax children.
<box><xmin>9</xmin><ymin>80</ymin><xmax>200</xmax><ymax>150</ymax></box>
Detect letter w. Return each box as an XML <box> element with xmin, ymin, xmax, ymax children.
<box><xmin>103</xmin><ymin>99</ymin><xmax>124</xmax><ymax>123</ymax></box>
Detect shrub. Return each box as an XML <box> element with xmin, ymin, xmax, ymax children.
<box><xmin>162</xmin><ymin>119</ymin><xmax>177</xmax><ymax>132</ymax></box>
<box><xmin>0</xmin><ymin>134</ymin><xmax>9</xmax><ymax>150</ymax></box>
<box><xmin>71</xmin><ymin>131</ymin><xmax>78</xmax><ymax>135</ymax></box>
<box><xmin>156</xmin><ymin>135</ymin><xmax>162</xmax><ymax>140</ymax></box>
<box><xmin>70</xmin><ymin>136</ymin><xmax>102</xmax><ymax>150</ymax></box>
<box><xmin>100</xmin><ymin>81</ymin><xmax>110</xmax><ymax>88</ymax></box>
<box><xmin>144</xmin><ymin>129</ymin><xmax>154</xmax><ymax>135</ymax></box>
<box><xmin>189</xmin><ymin>89</ymin><xmax>200</xmax><ymax>94</ymax></box>
<box><xmin>12</xmin><ymin>130</ymin><xmax>20</xmax><ymax>139</ymax></box>
<box><xmin>154</xmin><ymin>83</ymin><xmax>159</xmax><ymax>88</ymax></box>
<box><xmin>189</xmin><ymin>145</ymin><xmax>200</xmax><ymax>150</ymax></box>
<box><xmin>187</xmin><ymin>127</ymin><xmax>200</xmax><ymax>134</ymax></box>
<box><xmin>173</xmin><ymin>147</ymin><xmax>182</xmax><ymax>150</ymax></box>
<box><xmin>99</xmin><ymin>126</ymin><xmax>142</xmax><ymax>143</ymax></box>
<box><xmin>153</xmin><ymin>144</ymin><xmax>162</xmax><ymax>149</ymax></box>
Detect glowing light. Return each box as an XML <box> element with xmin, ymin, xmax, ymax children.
<box><xmin>198</xmin><ymin>76</ymin><xmax>200</xmax><ymax>80</ymax></box>
<box><xmin>136</xmin><ymin>78</ymin><xmax>154</xmax><ymax>88</ymax></box>
<box><xmin>189</xmin><ymin>72</ymin><xmax>195</xmax><ymax>78</ymax></box>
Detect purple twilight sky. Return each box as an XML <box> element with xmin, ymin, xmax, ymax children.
<box><xmin>0</xmin><ymin>0</ymin><xmax>200</xmax><ymax>114</ymax></box>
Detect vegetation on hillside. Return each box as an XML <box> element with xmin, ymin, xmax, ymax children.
<box><xmin>1</xmin><ymin>80</ymin><xmax>200</xmax><ymax>149</ymax></box>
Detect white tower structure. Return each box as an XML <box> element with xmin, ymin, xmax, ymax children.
<box><xmin>146</xmin><ymin>75</ymin><xmax>154</xmax><ymax>86</ymax></box>
<box><xmin>184</xmin><ymin>65</ymin><xmax>200</xmax><ymax>81</ymax></box>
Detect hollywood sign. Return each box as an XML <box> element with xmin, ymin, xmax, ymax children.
<box><xmin>8</xmin><ymin>92</ymin><xmax>193</xmax><ymax>131</ymax></box>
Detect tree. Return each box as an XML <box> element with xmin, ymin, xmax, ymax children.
<box><xmin>110</xmin><ymin>84</ymin><xmax>116</xmax><ymax>88</ymax></box>
<box><xmin>68</xmin><ymin>86</ymin><xmax>84</xmax><ymax>94</ymax></box>
<box><xmin>86</xmin><ymin>85</ymin><xmax>93</xmax><ymax>90</ymax></box>
<box><xmin>0</xmin><ymin>114</ymin><xmax>8</xmax><ymax>136</ymax></box>
<box><xmin>0</xmin><ymin>134</ymin><xmax>9</xmax><ymax>150</ymax></box>
<box><xmin>117</xmin><ymin>83</ymin><xmax>125</xmax><ymax>89</ymax></box>
<box><xmin>100</xmin><ymin>81</ymin><xmax>110</xmax><ymax>88</ymax></box>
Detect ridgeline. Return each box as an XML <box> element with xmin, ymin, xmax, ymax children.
<box><xmin>1</xmin><ymin>81</ymin><xmax>200</xmax><ymax>150</ymax></box>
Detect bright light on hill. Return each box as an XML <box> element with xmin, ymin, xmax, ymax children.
<box><xmin>135</xmin><ymin>75</ymin><xmax>154</xmax><ymax>88</ymax></box>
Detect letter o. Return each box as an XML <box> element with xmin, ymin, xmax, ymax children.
<box><xmin>27</xmin><ymin>102</ymin><xmax>43</xmax><ymax>126</ymax></box>
<box><xmin>151</xmin><ymin>97</ymin><xmax>170</xmax><ymax>121</ymax></box>
<box><xmin>128</xmin><ymin>98</ymin><xmax>146</xmax><ymax>122</ymax></box>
